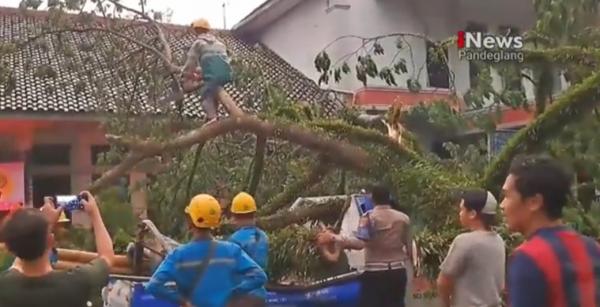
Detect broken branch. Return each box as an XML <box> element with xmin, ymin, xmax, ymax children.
<box><xmin>91</xmin><ymin>109</ymin><xmax>368</xmax><ymax>193</ymax></box>
<box><xmin>257</xmin><ymin>197</ymin><xmax>347</xmax><ymax>231</ymax></box>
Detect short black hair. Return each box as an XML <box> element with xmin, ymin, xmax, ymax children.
<box><xmin>0</xmin><ymin>209</ymin><xmax>49</xmax><ymax>261</ymax></box>
<box><xmin>370</xmin><ymin>184</ymin><xmax>391</xmax><ymax>205</ymax></box>
<box><xmin>461</xmin><ymin>189</ymin><xmax>488</xmax><ymax>212</ymax></box>
<box><xmin>508</xmin><ymin>155</ymin><xmax>572</xmax><ymax>220</ymax></box>
<box><xmin>461</xmin><ymin>189</ymin><xmax>496</xmax><ymax>230</ymax></box>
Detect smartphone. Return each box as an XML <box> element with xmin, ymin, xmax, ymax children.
<box><xmin>354</xmin><ymin>194</ymin><xmax>374</xmax><ymax>216</ymax></box>
<box><xmin>54</xmin><ymin>194</ymin><xmax>88</xmax><ymax>212</ymax></box>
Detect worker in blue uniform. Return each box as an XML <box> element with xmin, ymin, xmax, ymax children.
<box><xmin>228</xmin><ymin>192</ymin><xmax>269</xmax><ymax>304</ymax></box>
<box><xmin>146</xmin><ymin>194</ymin><xmax>267</xmax><ymax>307</ymax></box>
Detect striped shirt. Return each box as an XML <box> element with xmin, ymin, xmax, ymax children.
<box><xmin>508</xmin><ymin>226</ymin><xmax>600</xmax><ymax>307</ymax></box>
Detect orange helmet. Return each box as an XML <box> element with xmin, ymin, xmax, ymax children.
<box><xmin>191</xmin><ymin>18</ymin><xmax>211</xmax><ymax>31</ymax></box>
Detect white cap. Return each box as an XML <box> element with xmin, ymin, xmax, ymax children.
<box><xmin>480</xmin><ymin>191</ymin><xmax>498</xmax><ymax>215</ymax></box>
<box><xmin>461</xmin><ymin>189</ymin><xmax>498</xmax><ymax>215</ymax></box>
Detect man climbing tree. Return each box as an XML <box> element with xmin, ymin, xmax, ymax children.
<box><xmin>182</xmin><ymin>18</ymin><xmax>233</xmax><ymax>125</ymax></box>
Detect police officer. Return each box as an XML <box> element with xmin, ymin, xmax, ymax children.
<box><xmin>319</xmin><ymin>185</ymin><xmax>412</xmax><ymax>307</ymax></box>
<box><xmin>146</xmin><ymin>194</ymin><xmax>267</xmax><ymax>307</ymax></box>
<box><xmin>228</xmin><ymin>192</ymin><xmax>269</xmax><ymax>306</ymax></box>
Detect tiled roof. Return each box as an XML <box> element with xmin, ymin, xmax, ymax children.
<box><xmin>0</xmin><ymin>7</ymin><xmax>343</xmax><ymax>118</ymax></box>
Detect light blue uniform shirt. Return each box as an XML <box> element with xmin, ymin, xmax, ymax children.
<box><xmin>146</xmin><ymin>239</ymin><xmax>267</xmax><ymax>307</ymax></box>
<box><xmin>229</xmin><ymin>226</ymin><xmax>269</xmax><ymax>298</ymax></box>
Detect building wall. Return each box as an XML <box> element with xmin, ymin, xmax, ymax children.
<box><xmin>255</xmin><ymin>0</ymin><xmax>536</xmax><ymax>99</ymax></box>
<box><xmin>0</xmin><ymin>118</ymin><xmax>147</xmax><ymax>216</ymax></box>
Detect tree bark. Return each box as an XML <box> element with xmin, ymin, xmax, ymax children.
<box><xmin>185</xmin><ymin>143</ymin><xmax>205</xmax><ymax>201</ymax></box>
<box><xmin>90</xmin><ymin>114</ymin><xmax>368</xmax><ymax>192</ymax></box>
<box><xmin>257</xmin><ymin>197</ymin><xmax>347</xmax><ymax>231</ymax></box>
<box><xmin>248</xmin><ymin>136</ymin><xmax>266</xmax><ymax>195</ymax></box>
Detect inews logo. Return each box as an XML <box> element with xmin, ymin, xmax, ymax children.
<box><xmin>457</xmin><ymin>31</ymin><xmax>524</xmax><ymax>62</ymax></box>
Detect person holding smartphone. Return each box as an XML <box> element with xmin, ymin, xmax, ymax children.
<box><xmin>0</xmin><ymin>191</ymin><xmax>114</xmax><ymax>307</ymax></box>
<box><xmin>317</xmin><ymin>184</ymin><xmax>413</xmax><ymax>307</ymax></box>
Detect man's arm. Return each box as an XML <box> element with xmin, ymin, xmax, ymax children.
<box><xmin>436</xmin><ymin>274</ymin><xmax>454</xmax><ymax>307</ymax></box>
<box><xmin>182</xmin><ymin>40</ymin><xmax>205</xmax><ymax>73</ymax></box>
<box><xmin>437</xmin><ymin>236</ymin><xmax>467</xmax><ymax>307</ymax></box>
<box><xmin>402</xmin><ymin>218</ymin><xmax>413</xmax><ymax>264</ymax></box>
<box><xmin>228</xmin><ymin>231</ymin><xmax>244</xmax><ymax>248</ymax></box>
<box><xmin>40</xmin><ymin>197</ymin><xmax>63</xmax><ymax>226</ymax></box>
<box><xmin>335</xmin><ymin>233</ymin><xmax>366</xmax><ymax>250</ymax></box>
<box><xmin>146</xmin><ymin>250</ymin><xmax>186</xmax><ymax>305</ymax></box>
<box><xmin>232</xmin><ymin>247</ymin><xmax>267</xmax><ymax>295</ymax></box>
<box><xmin>81</xmin><ymin>191</ymin><xmax>114</xmax><ymax>268</ymax></box>
<box><xmin>508</xmin><ymin>252</ymin><xmax>548</xmax><ymax>307</ymax></box>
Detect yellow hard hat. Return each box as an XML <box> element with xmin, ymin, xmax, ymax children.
<box><xmin>191</xmin><ymin>18</ymin><xmax>211</xmax><ymax>31</ymax></box>
<box><xmin>231</xmin><ymin>192</ymin><xmax>257</xmax><ymax>214</ymax></box>
<box><xmin>57</xmin><ymin>211</ymin><xmax>70</xmax><ymax>223</ymax></box>
<box><xmin>185</xmin><ymin>194</ymin><xmax>221</xmax><ymax>228</ymax></box>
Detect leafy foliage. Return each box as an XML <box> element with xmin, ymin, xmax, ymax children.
<box><xmin>5</xmin><ymin>0</ymin><xmax>600</xmax><ymax>286</ymax></box>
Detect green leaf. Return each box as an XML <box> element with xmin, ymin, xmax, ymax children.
<box><xmin>379</xmin><ymin>67</ymin><xmax>397</xmax><ymax>86</ymax></box>
<box><xmin>318</xmin><ymin>73</ymin><xmax>330</xmax><ymax>85</ymax></box>
<box><xmin>356</xmin><ymin>65</ymin><xmax>367</xmax><ymax>86</ymax></box>
<box><xmin>393</xmin><ymin>59</ymin><xmax>408</xmax><ymax>74</ymax></box>
<box><xmin>407</xmin><ymin>78</ymin><xmax>422</xmax><ymax>93</ymax></box>
<box><xmin>373</xmin><ymin>41</ymin><xmax>385</xmax><ymax>55</ymax></box>
<box><xmin>341</xmin><ymin>62</ymin><xmax>351</xmax><ymax>74</ymax></box>
<box><xmin>365</xmin><ymin>56</ymin><xmax>378</xmax><ymax>78</ymax></box>
<box><xmin>396</xmin><ymin>37</ymin><xmax>404</xmax><ymax>49</ymax></box>
<box><xmin>334</xmin><ymin>68</ymin><xmax>342</xmax><ymax>83</ymax></box>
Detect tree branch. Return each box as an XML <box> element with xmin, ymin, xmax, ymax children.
<box><xmin>312</xmin><ymin>120</ymin><xmax>425</xmax><ymax>160</ymax></box>
<box><xmin>90</xmin><ymin>105</ymin><xmax>368</xmax><ymax>192</ymax></box>
<box><xmin>257</xmin><ymin>197</ymin><xmax>347</xmax><ymax>231</ymax></box>
<box><xmin>248</xmin><ymin>136</ymin><xmax>267</xmax><ymax>195</ymax></box>
<box><xmin>105</xmin><ymin>0</ymin><xmax>174</xmax><ymax>63</ymax></box>
<box><xmin>523</xmin><ymin>47</ymin><xmax>600</xmax><ymax>67</ymax></box>
<box><xmin>261</xmin><ymin>159</ymin><xmax>333</xmax><ymax>216</ymax></box>
<box><xmin>19</xmin><ymin>26</ymin><xmax>180</xmax><ymax>73</ymax></box>
<box><xmin>185</xmin><ymin>143</ymin><xmax>205</xmax><ymax>201</ymax></box>
<box><xmin>483</xmin><ymin>70</ymin><xmax>600</xmax><ymax>190</ymax></box>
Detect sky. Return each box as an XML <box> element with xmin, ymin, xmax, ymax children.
<box><xmin>0</xmin><ymin>0</ymin><xmax>267</xmax><ymax>29</ymax></box>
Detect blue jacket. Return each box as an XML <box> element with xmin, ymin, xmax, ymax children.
<box><xmin>146</xmin><ymin>239</ymin><xmax>267</xmax><ymax>307</ymax></box>
<box><xmin>229</xmin><ymin>226</ymin><xmax>269</xmax><ymax>298</ymax></box>
<box><xmin>229</xmin><ymin>226</ymin><xmax>269</xmax><ymax>269</ymax></box>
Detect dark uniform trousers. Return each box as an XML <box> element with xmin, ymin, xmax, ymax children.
<box><xmin>358</xmin><ymin>268</ymin><xmax>408</xmax><ymax>307</ymax></box>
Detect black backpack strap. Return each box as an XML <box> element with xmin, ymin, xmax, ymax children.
<box><xmin>184</xmin><ymin>240</ymin><xmax>217</xmax><ymax>300</ymax></box>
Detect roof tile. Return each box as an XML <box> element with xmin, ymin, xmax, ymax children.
<box><xmin>0</xmin><ymin>7</ymin><xmax>343</xmax><ymax>118</ymax></box>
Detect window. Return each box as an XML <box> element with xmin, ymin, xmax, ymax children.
<box><xmin>465</xmin><ymin>22</ymin><xmax>488</xmax><ymax>89</ymax></box>
<box><xmin>91</xmin><ymin>145</ymin><xmax>111</xmax><ymax>165</ymax></box>
<box><xmin>31</xmin><ymin>144</ymin><xmax>71</xmax><ymax>166</ymax></box>
<box><xmin>32</xmin><ymin>175</ymin><xmax>70</xmax><ymax>208</ymax></box>
<box><xmin>325</xmin><ymin>0</ymin><xmax>350</xmax><ymax>13</ymax></box>
<box><xmin>552</xmin><ymin>69</ymin><xmax>564</xmax><ymax>94</ymax></box>
<box><xmin>426</xmin><ymin>41</ymin><xmax>450</xmax><ymax>88</ymax></box>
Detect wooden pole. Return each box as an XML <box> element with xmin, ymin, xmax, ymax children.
<box><xmin>1</xmin><ymin>244</ymin><xmax>134</xmax><ymax>273</ymax></box>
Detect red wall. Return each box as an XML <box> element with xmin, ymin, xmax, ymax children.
<box><xmin>352</xmin><ymin>87</ymin><xmax>533</xmax><ymax>127</ymax></box>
